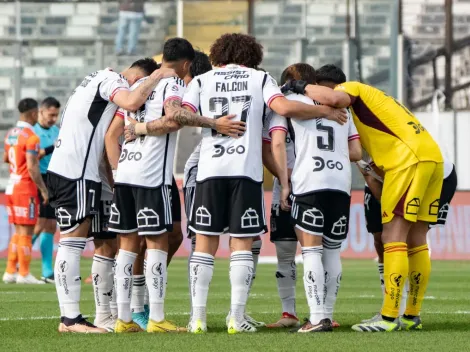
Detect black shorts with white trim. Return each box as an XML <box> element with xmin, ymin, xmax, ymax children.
<box><xmin>430</xmin><ymin>165</ymin><xmax>457</xmax><ymax>228</ymax></box>
<box><xmin>270</xmin><ymin>203</ymin><xmax>297</xmax><ymax>242</ymax></box>
<box><xmin>188</xmin><ymin>178</ymin><xmax>267</xmax><ymax>237</ymax></box>
<box><xmin>109</xmin><ymin>184</ymin><xmax>173</xmax><ymax>236</ymax></box>
<box><xmin>39</xmin><ymin>173</ymin><xmax>56</xmax><ymax>219</ymax></box>
<box><xmin>89</xmin><ymin>200</ymin><xmax>116</xmax><ymax>240</ymax></box>
<box><xmin>183</xmin><ymin>186</ymin><xmax>196</xmax><ymax>238</ymax></box>
<box><xmin>364</xmin><ymin>185</ymin><xmax>382</xmax><ymax>234</ymax></box>
<box><xmin>171</xmin><ymin>176</ymin><xmax>181</xmax><ymax>223</ymax></box>
<box><xmin>291</xmin><ymin>190</ymin><xmax>351</xmax><ymax>249</ymax></box>
<box><xmin>47</xmin><ymin>172</ymin><xmax>101</xmax><ymax>235</ymax></box>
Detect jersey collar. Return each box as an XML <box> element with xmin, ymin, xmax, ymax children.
<box><xmin>16</xmin><ymin>121</ymin><xmax>34</xmax><ymax>129</ymax></box>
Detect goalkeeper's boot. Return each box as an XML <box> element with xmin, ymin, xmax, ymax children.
<box><xmin>266</xmin><ymin>312</ymin><xmax>300</xmax><ymax>328</ymax></box>
<box><xmin>227</xmin><ymin>317</ymin><xmax>257</xmax><ymax>334</ymax></box>
<box><xmin>352</xmin><ymin>318</ymin><xmax>401</xmax><ymax>332</ymax></box>
<box><xmin>399</xmin><ymin>315</ymin><xmax>422</xmax><ymax>331</ymax></box>
<box><xmin>147</xmin><ymin>319</ymin><xmax>187</xmax><ymax>333</ymax></box>
<box><xmin>114</xmin><ymin>319</ymin><xmax>142</xmax><ymax>333</ymax></box>
<box><xmin>188</xmin><ymin>319</ymin><xmax>207</xmax><ymax>334</ymax></box>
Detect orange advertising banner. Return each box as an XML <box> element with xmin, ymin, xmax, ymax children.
<box><xmin>0</xmin><ymin>191</ymin><xmax>469</xmax><ymax>260</ymax></box>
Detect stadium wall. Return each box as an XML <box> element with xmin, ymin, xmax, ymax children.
<box><xmin>0</xmin><ymin>191</ymin><xmax>470</xmax><ymax>261</ymax></box>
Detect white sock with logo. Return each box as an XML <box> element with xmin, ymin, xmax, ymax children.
<box><xmin>115</xmin><ymin>249</ymin><xmax>137</xmax><ymax>323</ymax></box>
<box><xmin>55</xmin><ymin>237</ymin><xmax>86</xmax><ymax>320</ymax></box>
<box><xmin>230</xmin><ymin>250</ymin><xmax>254</xmax><ymax>323</ymax></box>
<box><xmin>190</xmin><ymin>252</ymin><xmax>214</xmax><ymax>323</ymax></box>
<box><xmin>143</xmin><ymin>259</ymin><xmax>149</xmax><ymax>307</ymax></box>
<box><xmin>322</xmin><ymin>247</ymin><xmax>342</xmax><ymax>321</ymax></box>
<box><xmin>110</xmin><ymin>258</ymin><xmax>118</xmax><ymax>318</ymax></box>
<box><xmin>275</xmin><ymin>241</ymin><xmax>297</xmax><ymax>316</ymax></box>
<box><xmin>302</xmin><ymin>246</ymin><xmax>325</xmax><ymax>325</ymax></box>
<box><xmin>91</xmin><ymin>254</ymin><xmax>114</xmax><ymax>321</ymax></box>
<box><xmin>131</xmin><ymin>275</ymin><xmax>146</xmax><ymax>314</ymax></box>
<box><xmin>249</xmin><ymin>240</ymin><xmax>262</xmax><ymax>295</ymax></box>
<box><xmin>146</xmin><ymin>249</ymin><xmax>168</xmax><ymax>322</ymax></box>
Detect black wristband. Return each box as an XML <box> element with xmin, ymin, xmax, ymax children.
<box><xmin>44</xmin><ymin>145</ymin><xmax>55</xmax><ymax>155</ymax></box>
<box><xmin>293</xmin><ymin>80</ymin><xmax>308</xmax><ymax>94</ymax></box>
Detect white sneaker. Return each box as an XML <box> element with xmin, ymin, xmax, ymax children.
<box><xmin>244</xmin><ymin>314</ymin><xmax>265</xmax><ymax>327</ymax></box>
<box><xmin>94</xmin><ymin>314</ymin><xmax>116</xmax><ymax>332</ymax></box>
<box><xmin>188</xmin><ymin>319</ymin><xmax>207</xmax><ymax>334</ymax></box>
<box><xmin>16</xmin><ymin>273</ymin><xmax>46</xmax><ymax>284</ymax></box>
<box><xmin>2</xmin><ymin>272</ymin><xmax>17</xmax><ymax>284</ymax></box>
<box><xmin>361</xmin><ymin>313</ymin><xmax>382</xmax><ymax>323</ymax></box>
<box><xmin>227</xmin><ymin>317</ymin><xmax>257</xmax><ymax>334</ymax></box>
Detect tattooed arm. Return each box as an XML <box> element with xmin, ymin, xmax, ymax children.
<box><xmin>113</xmin><ymin>68</ymin><xmax>177</xmax><ymax>111</ymax></box>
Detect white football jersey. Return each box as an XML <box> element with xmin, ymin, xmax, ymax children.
<box><xmin>48</xmin><ymin>68</ymin><xmax>129</xmax><ymax>182</ymax></box>
<box><xmin>115</xmin><ymin>76</ymin><xmax>186</xmax><ymax>187</ymax></box>
<box><xmin>183</xmin><ymin>142</ymin><xmax>201</xmax><ymax>189</ymax></box>
<box><xmin>182</xmin><ymin>65</ymin><xmax>283</xmax><ymax>182</ymax></box>
<box><xmin>98</xmin><ymin>155</ymin><xmax>113</xmax><ymax>201</ymax></box>
<box><xmin>271</xmin><ymin>93</ymin><xmax>359</xmax><ymax>196</ymax></box>
<box><xmin>264</xmin><ymin>109</ymin><xmax>295</xmax><ymax>205</ymax></box>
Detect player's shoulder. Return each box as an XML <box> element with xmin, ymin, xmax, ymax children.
<box><xmin>131</xmin><ymin>76</ymin><xmax>148</xmax><ymax>89</ymax></box>
<box><xmin>335</xmin><ymin>81</ymin><xmax>362</xmax><ymax>91</ymax></box>
<box><xmin>285</xmin><ymin>92</ymin><xmax>314</xmax><ymax>105</ymax></box>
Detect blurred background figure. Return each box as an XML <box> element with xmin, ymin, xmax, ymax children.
<box><xmin>32</xmin><ymin>97</ymin><xmax>60</xmax><ymax>283</ymax></box>
<box><xmin>115</xmin><ymin>0</ymin><xmax>146</xmax><ymax>56</ymax></box>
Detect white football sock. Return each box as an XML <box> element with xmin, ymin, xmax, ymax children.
<box><xmin>230</xmin><ymin>250</ymin><xmax>254</xmax><ymax>322</ymax></box>
<box><xmin>188</xmin><ymin>235</ymin><xmax>196</xmax><ymax>318</ymax></box>
<box><xmin>110</xmin><ymin>258</ymin><xmax>117</xmax><ymax>317</ymax></box>
<box><xmin>91</xmin><ymin>254</ymin><xmax>114</xmax><ymax>320</ymax></box>
<box><xmin>115</xmin><ymin>249</ymin><xmax>137</xmax><ymax>323</ymax></box>
<box><xmin>146</xmin><ymin>249</ymin><xmax>168</xmax><ymax>322</ymax></box>
<box><xmin>302</xmin><ymin>246</ymin><xmax>324</xmax><ymax>325</ymax></box>
<box><xmin>143</xmin><ymin>259</ymin><xmax>149</xmax><ymax>307</ymax></box>
<box><xmin>399</xmin><ymin>279</ymin><xmax>409</xmax><ymax>316</ymax></box>
<box><xmin>131</xmin><ymin>275</ymin><xmax>146</xmax><ymax>314</ymax></box>
<box><xmin>190</xmin><ymin>252</ymin><xmax>214</xmax><ymax>323</ymax></box>
<box><xmin>275</xmin><ymin>241</ymin><xmax>297</xmax><ymax>316</ymax></box>
<box><xmin>55</xmin><ymin>237</ymin><xmax>86</xmax><ymax>319</ymax></box>
<box><xmin>249</xmin><ymin>240</ymin><xmax>262</xmax><ymax>295</ymax></box>
<box><xmin>322</xmin><ymin>247</ymin><xmax>342</xmax><ymax>321</ymax></box>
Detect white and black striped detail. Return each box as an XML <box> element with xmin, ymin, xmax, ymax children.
<box><xmin>132</xmin><ymin>275</ymin><xmax>146</xmax><ymax>287</ymax></box>
<box><xmin>237</xmin><ymin>321</ymin><xmax>257</xmax><ymax>332</ymax></box>
<box><xmin>290</xmin><ymin>195</ymin><xmax>299</xmax><ymax>220</ymax></box>
<box><xmin>58</xmin><ymin>238</ymin><xmax>86</xmax><ymax>251</ymax></box>
<box><xmin>161</xmin><ymin>185</ymin><xmax>173</xmax><ymax>226</ymax></box>
<box><xmin>184</xmin><ymin>186</ymin><xmax>196</xmax><ymax>222</ymax></box>
<box><xmin>91</xmin><ymin>209</ymin><xmax>101</xmax><ymax>233</ymax></box>
<box><xmin>230</xmin><ymin>252</ymin><xmax>253</xmax><ymax>263</ymax></box>
<box><xmin>75</xmin><ymin>179</ymin><xmax>87</xmax><ymax>221</ymax></box>
<box><xmin>355</xmin><ymin>324</ymin><xmax>387</xmax><ymax>332</ymax></box>
<box><xmin>322</xmin><ymin>237</ymin><xmax>342</xmax><ymax>250</ymax></box>
<box><xmin>93</xmin><ymin>254</ymin><xmax>114</xmax><ymax>265</ymax></box>
<box><xmin>301</xmin><ymin>246</ymin><xmax>323</xmax><ymax>256</ymax></box>
<box><xmin>190</xmin><ymin>254</ymin><xmax>214</xmax><ymax>267</ymax></box>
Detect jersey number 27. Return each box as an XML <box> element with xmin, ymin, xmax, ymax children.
<box><xmin>209</xmin><ymin>96</ymin><xmax>252</xmax><ymax>137</ymax></box>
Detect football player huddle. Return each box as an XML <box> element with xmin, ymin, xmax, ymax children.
<box><xmin>3</xmin><ymin>32</ymin><xmax>455</xmax><ymax>335</ymax></box>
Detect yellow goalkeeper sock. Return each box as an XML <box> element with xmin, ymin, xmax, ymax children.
<box><xmin>381</xmin><ymin>242</ymin><xmax>408</xmax><ymax>319</ymax></box>
<box><xmin>405</xmin><ymin>244</ymin><xmax>431</xmax><ymax>317</ymax></box>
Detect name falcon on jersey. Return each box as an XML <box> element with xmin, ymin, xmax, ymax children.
<box><xmin>216</xmin><ymin>81</ymin><xmax>248</xmax><ymax>92</ymax></box>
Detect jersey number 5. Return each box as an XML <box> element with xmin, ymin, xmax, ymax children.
<box><xmin>209</xmin><ymin>95</ymin><xmax>252</xmax><ymax>137</ymax></box>
<box><xmin>316</xmin><ymin>120</ymin><xmax>335</xmax><ymax>152</ymax></box>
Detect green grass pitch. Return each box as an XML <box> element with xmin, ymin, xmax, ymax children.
<box><xmin>1</xmin><ymin>259</ymin><xmax>469</xmax><ymax>352</ymax></box>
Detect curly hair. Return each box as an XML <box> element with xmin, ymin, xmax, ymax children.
<box><xmin>280</xmin><ymin>63</ymin><xmax>316</xmax><ymax>85</ymax></box>
<box><xmin>209</xmin><ymin>33</ymin><xmax>263</xmax><ymax>68</ymax></box>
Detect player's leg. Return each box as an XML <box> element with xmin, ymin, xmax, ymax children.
<box><xmin>291</xmin><ymin>193</ymin><xmax>332</xmax><ymax>333</ymax></box>
<box><xmin>226</xmin><ymin>179</ymin><xmax>266</xmax><ymax>334</ymax></box>
<box><xmin>322</xmin><ymin>192</ymin><xmax>350</xmax><ymax>328</ymax></box>
<box><xmin>187</xmin><ymin>179</ymin><xmax>225</xmax><ymax>333</ymax></box>
<box><xmin>167</xmin><ymin>176</ymin><xmax>183</xmax><ymax>265</ymax></box>
<box><xmin>266</xmin><ymin>204</ymin><xmax>299</xmax><ymax>328</ymax></box>
<box><xmin>108</xmin><ymin>185</ymin><xmax>141</xmax><ymax>333</ymax></box>
<box><xmin>400</xmin><ymin>162</ymin><xmax>444</xmax><ymax>331</ymax></box>
<box><xmin>15</xmin><ymin>224</ymin><xmax>44</xmax><ymax>284</ymax></box>
<box><xmin>3</xmin><ymin>196</ymin><xmax>19</xmax><ymax>283</ymax></box>
<box><xmin>131</xmin><ymin>237</ymin><xmax>147</xmax><ymax>329</ymax></box>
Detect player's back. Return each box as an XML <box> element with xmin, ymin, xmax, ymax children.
<box><xmin>335</xmin><ymin>82</ymin><xmax>443</xmax><ymax>171</ymax></box>
<box><xmin>4</xmin><ymin>122</ymin><xmax>39</xmax><ymax>193</ymax></box>
<box><xmin>195</xmin><ymin>65</ymin><xmax>271</xmax><ymax>182</ymax></box>
<box><xmin>48</xmin><ymin>68</ymin><xmax>129</xmax><ymax>182</ymax></box>
<box><xmin>286</xmin><ymin>94</ymin><xmax>355</xmax><ymax>196</ymax></box>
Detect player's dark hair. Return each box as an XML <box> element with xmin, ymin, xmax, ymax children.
<box><xmin>189</xmin><ymin>50</ymin><xmax>212</xmax><ymax>78</ymax></box>
<box><xmin>280</xmin><ymin>63</ymin><xmax>316</xmax><ymax>85</ymax></box>
<box><xmin>316</xmin><ymin>64</ymin><xmax>347</xmax><ymax>84</ymax></box>
<box><xmin>209</xmin><ymin>33</ymin><xmax>263</xmax><ymax>68</ymax></box>
<box><xmin>17</xmin><ymin>98</ymin><xmax>38</xmax><ymax>114</ymax></box>
<box><xmin>130</xmin><ymin>57</ymin><xmax>159</xmax><ymax>76</ymax></box>
<box><xmin>41</xmin><ymin>97</ymin><xmax>61</xmax><ymax>109</ymax></box>
<box><xmin>163</xmin><ymin>38</ymin><xmax>195</xmax><ymax>62</ymax></box>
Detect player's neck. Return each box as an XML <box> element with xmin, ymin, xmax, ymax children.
<box><xmin>19</xmin><ymin>116</ymin><xmax>35</xmax><ymax>127</ymax></box>
<box><xmin>161</xmin><ymin>62</ymin><xmax>184</xmax><ymax>80</ymax></box>
<box><xmin>38</xmin><ymin>120</ymin><xmax>49</xmax><ymax>129</ymax></box>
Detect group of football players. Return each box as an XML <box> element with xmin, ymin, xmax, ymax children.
<box><xmin>2</xmin><ymin>32</ymin><xmax>456</xmax><ymax>335</ymax></box>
